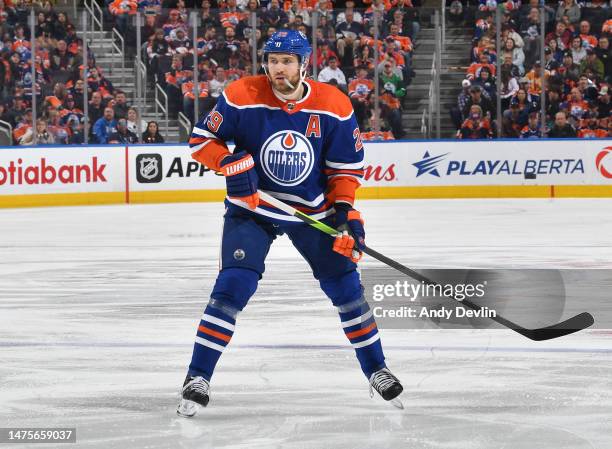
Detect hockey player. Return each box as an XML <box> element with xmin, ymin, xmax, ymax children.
<box><xmin>178</xmin><ymin>29</ymin><xmax>402</xmax><ymax>417</ymax></box>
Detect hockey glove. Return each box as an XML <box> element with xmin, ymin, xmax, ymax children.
<box><xmin>332</xmin><ymin>203</ymin><xmax>365</xmax><ymax>263</ymax></box>
<box><xmin>220</xmin><ymin>151</ymin><xmax>259</xmax><ymax>210</ymax></box>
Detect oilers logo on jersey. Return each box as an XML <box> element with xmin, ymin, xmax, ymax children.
<box><xmin>260</xmin><ymin>131</ymin><xmax>314</xmax><ymax>186</ymax></box>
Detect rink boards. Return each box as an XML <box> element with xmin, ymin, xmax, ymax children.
<box><xmin>1</xmin><ymin>140</ymin><xmax>612</xmax><ymax>208</ymax></box>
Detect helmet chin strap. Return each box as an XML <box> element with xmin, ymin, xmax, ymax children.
<box><xmin>263</xmin><ymin>58</ymin><xmax>308</xmax><ymax>101</ymax></box>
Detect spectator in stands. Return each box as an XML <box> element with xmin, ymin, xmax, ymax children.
<box><xmin>286</xmin><ymin>1</ymin><xmax>311</xmax><ymax>27</ymax></box>
<box><xmin>596</xmin><ymin>85</ymin><xmax>611</xmax><ymax>118</ymax></box>
<box><xmin>206</xmin><ymin>66</ymin><xmax>229</xmax><ymax>114</ymax></box>
<box><xmin>163</xmin><ymin>9</ymin><xmax>185</xmax><ymax>37</ymax></box>
<box><xmin>545</xmin><ymin>89</ymin><xmax>563</xmax><ymax>122</ymax></box>
<box><xmin>112</xmin><ymin>90</ymin><xmax>129</xmax><ymax>120</ymax></box>
<box><xmin>362</xmin><ymin>112</ymin><xmax>395</xmax><ymax>141</ymax></box>
<box><xmin>578</xmin><ymin>21</ymin><xmax>599</xmax><ymax>49</ymax></box>
<box><xmin>558</xmin><ymin>51</ymin><xmax>581</xmax><ymax>85</ymax></box>
<box><xmin>354</xmin><ymin>44</ymin><xmax>375</xmax><ymax>73</ymax></box>
<box><xmin>182</xmin><ymin>73</ymin><xmax>210</xmax><ymax>124</ymax></box>
<box><xmin>262</xmin><ymin>0</ymin><xmax>288</xmax><ymax>29</ymax></box>
<box><xmin>348</xmin><ymin>66</ymin><xmax>374</xmax><ymax>131</ymax></box>
<box><xmin>164</xmin><ymin>54</ymin><xmax>192</xmax><ymax>117</ymax></box>
<box><xmin>34</xmin><ymin>118</ymin><xmax>54</xmax><ymax>144</ymax></box>
<box><xmin>520</xmin><ymin>7</ymin><xmax>542</xmax><ymax>68</ymax></box>
<box><xmin>316</xmin><ymin>42</ymin><xmax>339</xmax><ymax>71</ymax></box>
<box><xmin>555</xmin><ymin>0</ymin><xmax>580</xmax><ymax>26</ymax></box>
<box><xmin>580</xmin><ymin>48</ymin><xmax>605</xmax><ymax>81</ymax></box>
<box><xmin>379</xmin><ymin>61</ymin><xmax>405</xmax><ymax>138</ymax></box>
<box><xmin>544</xmin><ymin>46</ymin><xmax>560</xmax><ymax>74</ymax></box>
<box><xmin>570</xmin><ymin>36</ymin><xmax>587</xmax><ymax>65</ymax></box>
<box><xmin>50</xmin><ymin>39</ymin><xmax>79</xmax><ymax>84</ymax></box>
<box><xmin>387</xmin><ymin>0</ymin><xmax>420</xmax><ymax>40</ymax></box>
<box><xmin>595</xmin><ymin>36</ymin><xmax>611</xmax><ymax>83</ymax></box>
<box><xmin>500</xmin><ymin>68</ymin><xmax>519</xmax><ymax>110</ymax></box>
<box><xmin>548</xmin><ymin>111</ymin><xmax>576</xmax><ymax>137</ymax></box>
<box><xmin>127</xmin><ymin>107</ymin><xmax>147</xmax><ymax>136</ymax></box>
<box><xmin>208</xmin><ymin>35</ymin><xmax>233</xmax><ymax>68</ymax></box>
<box><xmin>200</xmin><ymin>0</ymin><xmax>220</xmax><ymax>31</ymax></box>
<box><xmin>577</xmin><ymin>110</ymin><xmax>608</xmax><ymax>138</ymax></box>
<box><xmin>167</xmin><ymin>27</ymin><xmax>192</xmax><ymax>56</ymax></box>
<box><xmin>317</xmin><ymin>56</ymin><xmax>347</xmax><ymax>91</ymax></box>
<box><xmin>142</xmin><ymin>120</ymin><xmax>164</xmax><ymax>143</ymax></box>
<box><xmin>467</xmin><ymin>51</ymin><xmax>496</xmax><ymax>80</ymax></box>
<box><xmin>108</xmin><ymin>0</ymin><xmax>137</xmax><ymax>36</ymax></box>
<box><xmin>88</xmin><ymin>66</ymin><xmax>114</xmax><ymax>101</ymax></box>
<box><xmin>503</xmin><ymin>37</ymin><xmax>525</xmax><ymax>75</ymax></box>
<box><xmin>519</xmin><ymin>111</ymin><xmax>543</xmax><ymax>138</ymax></box>
<box><xmin>463</xmin><ymin>85</ymin><xmax>495</xmax><ymax>122</ymax></box>
<box><xmin>472</xmin><ymin>66</ymin><xmax>496</xmax><ymax>101</ymax></box>
<box><xmin>335</xmin><ymin>10</ymin><xmax>363</xmax><ymax>66</ymax></box>
<box><xmin>563</xmin><ymin>87</ymin><xmax>591</xmax><ymax>122</ymax></box>
<box><xmin>546</xmin><ymin>21</ymin><xmax>572</xmax><ymax>52</ymax></box>
<box><xmin>576</xmin><ymin>74</ymin><xmax>599</xmax><ymax>102</ymax></box>
<box><xmin>88</xmin><ymin>91</ymin><xmax>105</xmax><ymax>128</ymax></box>
<box><xmin>457</xmin><ymin>104</ymin><xmax>492</xmax><ymax>139</ymax></box>
<box><xmin>47</xmin><ymin>109</ymin><xmax>70</xmax><ymax>144</ymax></box>
<box><xmin>451</xmin><ymin>79</ymin><xmax>473</xmax><ymax>130</ymax></box>
<box><xmin>108</xmin><ymin>118</ymin><xmax>138</xmax><ymax>144</ymax></box>
<box><xmin>525</xmin><ymin>61</ymin><xmax>549</xmax><ymax>96</ymax></box>
<box><xmin>448</xmin><ymin>0</ymin><xmax>464</xmax><ymax>26</ymax></box>
<box><xmin>93</xmin><ymin>107</ymin><xmax>117</xmax><ymax>144</ymax></box>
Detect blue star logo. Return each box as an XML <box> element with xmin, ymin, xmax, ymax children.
<box><xmin>412</xmin><ymin>151</ymin><xmax>449</xmax><ymax>177</ymax></box>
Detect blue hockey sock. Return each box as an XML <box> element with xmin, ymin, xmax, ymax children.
<box><xmin>187</xmin><ymin>299</ymin><xmax>237</xmax><ymax>381</ymax></box>
<box><xmin>337</xmin><ymin>297</ymin><xmax>386</xmax><ymax>378</ymax></box>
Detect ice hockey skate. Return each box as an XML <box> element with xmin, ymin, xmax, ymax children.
<box><xmin>369</xmin><ymin>368</ymin><xmax>404</xmax><ymax>409</ymax></box>
<box><xmin>177</xmin><ymin>376</ymin><xmax>210</xmax><ymax>418</ymax></box>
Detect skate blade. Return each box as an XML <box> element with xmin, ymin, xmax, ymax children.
<box><xmin>176</xmin><ymin>399</ymin><xmax>200</xmax><ymax>418</ymax></box>
<box><xmin>390</xmin><ymin>397</ymin><xmax>404</xmax><ymax>409</ymax></box>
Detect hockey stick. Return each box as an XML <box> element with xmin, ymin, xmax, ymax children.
<box><xmin>258</xmin><ymin>191</ymin><xmax>594</xmax><ymax>341</ymax></box>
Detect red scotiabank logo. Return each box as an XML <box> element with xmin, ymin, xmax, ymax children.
<box><xmin>0</xmin><ymin>157</ymin><xmax>107</xmax><ymax>186</ymax></box>
<box><xmin>595</xmin><ymin>147</ymin><xmax>612</xmax><ymax>179</ymax></box>
<box><xmin>364</xmin><ymin>163</ymin><xmax>396</xmax><ymax>181</ymax></box>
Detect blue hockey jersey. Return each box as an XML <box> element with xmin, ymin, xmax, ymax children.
<box><xmin>189</xmin><ymin>75</ymin><xmax>365</xmax><ymax>223</ymax></box>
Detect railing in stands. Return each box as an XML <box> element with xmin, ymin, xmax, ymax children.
<box><xmin>0</xmin><ymin>120</ymin><xmax>12</xmax><ymax>146</ymax></box>
<box><xmin>154</xmin><ymin>83</ymin><xmax>169</xmax><ymax>137</ymax></box>
<box><xmin>178</xmin><ymin>112</ymin><xmax>191</xmax><ymax>143</ymax></box>
<box><xmin>420</xmin><ymin>109</ymin><xmax>428</xmax><ymax>138</ymax></box>
<box><xmin>111</xmin><ymin>28</ymin><xmax>125</xmax><ymax>85</ymax></box>
<box><xmin>136</xmin><ymin>59</ymin><xmax>147</xmax><ymax>110</ymax></box>
<box><xmin>83</xmin><ymin>0</ymin><xmax>104</xmax><ymax>41</ymax></box>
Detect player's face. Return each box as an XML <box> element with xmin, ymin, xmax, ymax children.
<box><xmin>267</xmin><ymin>53</ymin><xmax>301</xmax><ymax>94</ymax></box>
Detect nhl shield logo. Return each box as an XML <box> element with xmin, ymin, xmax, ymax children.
<box><xmin>136</xmin><ymin>154</ymin><xmax>163</xmax><ymax>183</ymax></box>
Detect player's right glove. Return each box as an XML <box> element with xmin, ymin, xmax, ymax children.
<box><xmin>332</xmin><ymin>202</ymin><xmax>365</xmax><ymax>263</ymax></box>
<box><xmin>220</xmin><ymin>151</ymin><xmax>259</xmax><ymax>210</ymax></box>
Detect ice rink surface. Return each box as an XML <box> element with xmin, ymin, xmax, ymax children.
<box><xmin>1</xmin><ymin>198</ymin><xmax>611</xmax><ymax>449</ymax></box>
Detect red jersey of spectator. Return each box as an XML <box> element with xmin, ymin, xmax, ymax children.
<box><xmin>348</xmin><ymin>78</ymin><xmax>374</xmax><ymax>100</ymax></box>
<box><xmin>577</xmin><ymin>123</ymin><xmax>607</xmax><ymax>138</ymax></box>
<box><xmin>12</xmin><ymin>38</ymin><xmax>30</xmax><ymax>54</ymax></box>
<box><xmin>109</xmin><ymin>0</ymin><xmax>137</xmax><ymax>15</ymax></box>
<box><xmin>603</xmin><ymin>19</ymin><xmax>612</xmax><ymax>34</ymax></box>
<box><xmin>566</xmin><ymin>99</ymin><xmax>590</xmax><ymax>119</ymax></box>
<box><xmin>182</xmin><ymin>81</ymin><xmax>209</xmax><ymax>100</ymax></box>
<box><xmin>316</xmin><ymin>46</ymin><xmax>339</xmax><ymax>70</ymax></box>
<box><xmin>361</xmin><ymin>130</ymin><xmax>394</xmax><ymax>141</ymax></box>
<box><xmin>359</xmin><ymin>36</ymin><xmax>384</xmax><ymax>52</ymax></box>
<box><xmin>378</xmin><ymin>50</ymin><xmax>405</xmax><ymax>68</ymax></box>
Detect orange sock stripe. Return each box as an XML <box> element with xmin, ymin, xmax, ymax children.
<box><xmin>198</xmin><ymin>325</ymin><xmax>232</xmax><ymax>343</ymax></box>
<box><xmin>345</xmin><ymin>322</ymin><xmax>377</xmax><ymax>340</ymax></box>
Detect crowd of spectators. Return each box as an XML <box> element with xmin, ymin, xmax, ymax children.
<box><xmin>0</xmin><ymin>0</ymin><xmax>165</xmax><ymax>145</ymax></box>
<box><xmin>450</xmin><ymin>0</ymin><xmax>612</xmax><ymax>139</ymax></box>
<box><xmin>109</xmin><ymin>0</ymin><xmax>423</xmax><ymax>141</ymax></box>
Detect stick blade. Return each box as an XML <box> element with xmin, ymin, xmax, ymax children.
<box><xmin>517</xmin><ymin>312</ymin><xmax>595</xmax><ymax>341</ymax></box>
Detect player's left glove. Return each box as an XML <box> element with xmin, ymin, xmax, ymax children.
<box><xmin>332</xmin><ymin>202</ymin><xmax>365</xmax><ymax>263</ymax></box>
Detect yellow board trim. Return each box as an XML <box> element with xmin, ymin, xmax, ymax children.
<box><xmin>0</xmin><ymin>192</ymin><xmax>125</xmax><ymax>208</ymax></box>
<box><xmin>2</xmin><ymin>185</ymin><xmax>612</xmax><ymax>209</ymax></box>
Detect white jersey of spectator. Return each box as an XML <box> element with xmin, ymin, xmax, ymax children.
<box><xmin>209</xmin><ymin>78</ymin><xmax>229</xmax><ymax>99</ymax></box>
<box><xmin>317</xmin><ymin>65</ymin><xmax>347</xmax><ymax>87</ymax></box>
<box><xmin>571</xmin><ymin>45</ymin><xmax>587</xmax><ymax>64</ymax></box>
<box><xmin>128</xmin><ymin>119</ymin><xmax>147</xmax><ymax>136</ymax></box>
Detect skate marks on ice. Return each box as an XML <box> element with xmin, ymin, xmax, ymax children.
<box><xmin>0</xmin><ymin>200</ymin><xmax>611</xmax><ymax>448</ymax></box>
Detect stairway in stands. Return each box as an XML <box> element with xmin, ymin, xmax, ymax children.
<box><xmin>403</xmin><ymin>24</ymin><xmax>473</xmax><ymax>138</ymax></box>
<box><xmin>59</xmin><ymin>4</ymin><xmax>181</xmax><ymax>142</ymax></box>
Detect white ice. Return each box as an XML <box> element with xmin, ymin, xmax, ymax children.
<box><xmin>0</xmin><ymin>198</ymin><xmax>611</xmax><ymax>449</ymax></box>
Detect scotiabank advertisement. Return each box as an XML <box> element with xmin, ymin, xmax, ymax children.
<box><xmin>0</xmin><ymin>146</ymin><xmax>125</xmax><ymax>195</ymax></box>
<box><xmin>361</xmin><ymin>140</ymin><xmax>612</xmax><ymax>186</ymax></box>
